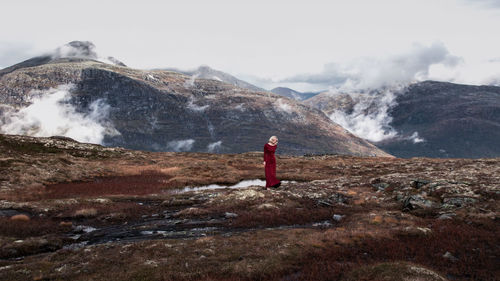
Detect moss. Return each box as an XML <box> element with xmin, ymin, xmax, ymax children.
<box><xmin>0</xmin><ymin>138</ymin><xmax>62</xmax><ymax>154</ymax></box>
<box><xmin>0</xmin><ymin>136</ymin><xmax>119</xmax><ymax>159</ymax></box>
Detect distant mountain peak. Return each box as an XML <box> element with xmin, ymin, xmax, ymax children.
<box><xmin>163</xmin><ymin>65</ymin><xmax>265</xmax><ymax>92</ymax></box>
<box><xmin>53</xmin><ymin>41</ymin><xmax>98</xmax><ymax>59</ymax></box>
<box><xmin>271</xmin><ymin>87</ymin><xmax>322</xmax><ymax>101</ymax></box>
<box><xmin>0</xmin><ymin>41</ymin><xmax>126</xmax><ymax>77</ymax></box>
<box><xmin>52</xmin><ymin>41</ymin><xmax>126</xmax><ymax>67</ymax></box>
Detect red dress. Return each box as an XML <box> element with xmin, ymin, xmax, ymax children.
<box><xmin>264</xmin><ymin>143</ymin><xmax>281</xmax><ymax>187</ymax></box>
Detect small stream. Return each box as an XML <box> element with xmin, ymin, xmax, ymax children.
<box><xmin>65</xmin><ymin>216</ymin><xmax>335</xmax><ymax>249</ymax></box>
<box><xmin>175</xmin><ymin>179</ymin><xmax>295</xmax><ymax>193</ymax></box>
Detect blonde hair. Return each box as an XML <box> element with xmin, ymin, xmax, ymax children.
<box><xmin>269</xmin><ymin>136</ymin><xmax>278</xmax><ymax>142</ymax></box>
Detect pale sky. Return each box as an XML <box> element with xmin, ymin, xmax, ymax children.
<box><xmin>1</xmin><ymin>0</ymin><xmax>500</xmax><ymax>91</ymax></box>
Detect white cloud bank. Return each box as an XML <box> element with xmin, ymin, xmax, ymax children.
<box><xmin>283</xmin><ymin>42</ymin><xmax>462</xmax><ymax>91</ymax></box>
<box><xmin>51</xmin><ymin>41</ymin><xmax>125</xmax><ymax>66</ymax></box>
<box><xmin>328</xmin><ymin>89</ymin><xmax>399</xmax><ymax>142</ymax></box>
<box><xmin>0</xmin><ymin>84</ymin><xmax>119</xmax><ymax>144</ymax></box>
<box><xmin>207</xmin><ymin>140</ymin><xmax>222</xmax><ymax>153</ymax></box>
<box><xmin>167</xmin><ymin>139</ymin><xmax>195</xmax><ymax>152</ymax></box>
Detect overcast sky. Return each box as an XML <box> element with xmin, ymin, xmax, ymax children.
<box><xmin>1</xmin><ymin>0</ymin><xmax>500</xmax><ymax>91</ymax></box>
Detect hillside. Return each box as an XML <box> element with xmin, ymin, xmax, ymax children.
<box><xmin>305</xmin><ymin>81</ymin><xmax>500</xmax><ymax>158</ymax></box>
<box><xmin>0</xmin><ymin>42</ymin><xmax>390</xmax><ymax>157</ymax></box>
<box><xmin>0</xmin><ymin>134</ymin><xmax>497</xmax><ymax>280</ymax></box>
<box><xmin>271</xmin><ymin>86</ymin><xmax>321</xmax><ymax>101</ymax></box>
<box><xmin>162</xmin><ymin>65</ymin><xmax>265</xmax><ymax>92</ymax></box>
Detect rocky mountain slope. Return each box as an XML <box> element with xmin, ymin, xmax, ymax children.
<box><xmin>0</xmin><ymin>42</ymin><xmax>389</xmax><ymax>156</ymax></box>
<box><xmin>0</xmin><ymin>134</ymin><xmax>497</xmax><ymax>280</ymax></box>
<box><xmin>271</xmin><ymin>87</ymin><xmax>321</xmax><ymax>101</ymax></box>
<box><xmin>162</xmin><ymin>65</ymin><xmax>265</xmax><ymax>92</ymax></box>
<box><xmin>305</xmin><ymin>81</ymin><xmax>500</xmax><ymax>158</ymax></box>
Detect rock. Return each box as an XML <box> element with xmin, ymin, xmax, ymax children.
<box><xmin>224</xmin><ymin>212</ymin><xmax>238</xmax><ymax>218</ymax></box>
<box><xmin>442</xmin><ymin>197</ymin><xmax>477</xmax><ymax>208</ymax></box>
<box><xmin>403</xmin><ymin>226</ymin><xmax>432</xmax><ymax>236</ymax></box>
<box><xmin>411</xmin><ymin>179</ymin><xmax>431</xmax><ymax>189</ymax></box>
<box><xmin>443</xmin><ymin>251</ymin><xmax>458</xmax><ymax>262</ymax></box>
<box><xmin>332</xmin><ymin>214</ymin><xmax>344</xmax><ymax>222</ymax></box>
<box><xmin>437</xmin><ymin>213</ymin><xmax>455</xmax><ymax>220</ymax></box>
<box><xmin>91</xmin><ymin>198</ymin><xmax>111</xmax><ymax>204</ymax></box>
<box><xmin>73</xmin><ymin>225</ymin><xmax>97</xmax><ymax>233</ymax></box>
<box><xmin>372</xmin><ymin>182</ymin><xmax>390</xmax><ymax>191</ymax></box>
<box><xmin>233</xmin><ymin>190</ymin><xmax>265</xmax><ymax>201</ymax></box>
<box><xmin>329</xmin><ymin>193</ymin><xmax>349</xmax><ymax>204</ymax></box>
<box><xmin>403</xmin><ymin>195</ymin><xmax>436</xmax><ymax>211</ymax></box>
<box><xmin>312</xmin><ymin>221</ymin><xmax>332</xmax><ymax>227</ymax></box>
<box><xmin>257</xmin><ymin>203</ymin><xmax>278</xmax><ymax>210</ymax></box>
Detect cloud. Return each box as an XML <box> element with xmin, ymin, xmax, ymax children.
<box><xmin>328</xmin><ymin>88</ymin><xmax>400</xmax><ymax>142</ymax></box>
<box><xmin>282</xmin><ymin>42</ymin><xmax>462</xmax><ymax>90</ymax></box>
<box><xmin>207</xmin><ymin>140</ymin><xmax>222</xmax><ymax>152</ymax></box>
<box><xmin>274</xmin><ymin>98</ymin><xmax>293</xmax><ymax>114</ymax></box>
<box><xmin>460</xmin><ymin>0</ymin><xmax>500</xmax><ymax>8</ymax></box>
<box><xmin>50</xmin><ymin>41</ymin><xmax>125</xmax><ymax>66</ymax></box>
<box><xmin>428</xmin><ymin>58</ymin><xmax>500</xmax><ymax>86</ymax></box>
<box><xmin>408</xmin><ymin>131</ymin><xmax>425</xmax><ymax>143</ymax></box>
<box><xmin>184</xmin><ymin>73</ymin><xmax>199</xmax><ymax>88</ymax></box>
<box><xmin>0</xmin><ymin>84</ymin><xmax>119</xmax><ymax>144</ymax></box>
<box><xmin>167</xmin><ymin>139</ymin><xmax>195</xmax><ymax>152</ymax></box>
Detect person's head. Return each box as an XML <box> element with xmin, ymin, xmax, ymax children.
<box><xmin>269</xmin><ymin>136</ymin><xmax>278</xmax><ymax>144</ymax></box>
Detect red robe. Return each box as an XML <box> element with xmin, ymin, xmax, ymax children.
<box><xmin>264</xmin><ymin>143</ymin><xmax>280</xmax><ymax>187</ymax></box>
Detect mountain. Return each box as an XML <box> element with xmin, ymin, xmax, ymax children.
<box><xmin>0</xmin><ymin>41</ymin><xmax>125</xmax><ymax>77</ymax></box>
<box><xmin>0</xmin><ymin>41</ymin><xmax>390</xmax><ymax>156</ymax></box>
<box><xmin>162</xmin><ymin>65</ymin><xmax>265</xmax><ymax>92</ymax></box>
<box><xmin>271</xmin><ymin>87</ymin><xmax>322</xmax><ymax>101</ymax></box>
<box><xmin>305</xmin><ymin>81</ymin><xmax>500</xmax><ymax>158</ymax></box>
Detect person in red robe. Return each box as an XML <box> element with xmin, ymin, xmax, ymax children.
<box><xmin>263</xmin><ymin>136</ymin><xmax>281</xmax><ymax>188</ymax></box>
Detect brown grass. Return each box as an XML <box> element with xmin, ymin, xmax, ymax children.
<box><xmin>285</xmin><ymin>219</ymin><xmax>499</xmax><ymax>281</ymax></box>
<box><xmin>73</xmin><ymin>208</ymin><xmax>98</xmax><ymax>218</ymax></box>
<box><xmin>35</xmin><ymin>170</ymin><xmax>174</xmax><ymax>199</ymax></box>
<box><xmin>0</xmin><ymin>217</ymin><xmax>69</xmax><ymax>238</ymax></box>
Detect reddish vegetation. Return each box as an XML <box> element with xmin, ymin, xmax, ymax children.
<box><xmin>211</xmin><ymin>199</ymin><xmax>351</xmax><ymax>229</ymax></box>
<box><xmin>0</xmin><ymin>217</ymin><xmax>68</xmax><ymax>238</ymax></box>
<box><xmin>0</xmin><ymin>135</ymin><xmax>498</xmax><ymax>281</ymax></box>
<box><xmin>290</xmin><ymin>220</ymin><xmax>499</xmax><ymax>281</ymax></box>
<box><xmin>35</xmin><ymin>170</ymin><xmax>173</xmax><ymax>199</ymax></box>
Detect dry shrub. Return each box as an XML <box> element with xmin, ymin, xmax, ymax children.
<box><xmin>0</xmin><ymin>217</ymin><xmax>65</xmax><ymax>238</ymax></box>
<box><xmin>73</xmin><ymin>208</ymin><xmax>98</xmax><ymax>218</ymax></box>
<box><xmin>58</xmin><ymin>201</ymin><xmax>153</xmax><ymax>224</ymax></box>
<box><xmin>287</xmin><ymin>219</ymin><xmax>499</xmax><ymax>281</ymax></box>
<box><xmin>10</xmin><ymin>214</ymin><xmax>30</xmax><ymax>221</ymax></box>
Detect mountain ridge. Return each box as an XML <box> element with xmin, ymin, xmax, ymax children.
<box><xmin>305</xmin><ymin>80</ymin><xmax>500</xmax><ymax>158</ymax></box>
<box><xmin>0</xmin><ymin>42</ymin><xmax>390</xmax><ymax>157</ymax></box>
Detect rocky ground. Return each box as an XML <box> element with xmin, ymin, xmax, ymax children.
<box><xmin>0</xmin><ymin>134</ymin><xmax>498</xmax><ymax>280</ymax></box>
